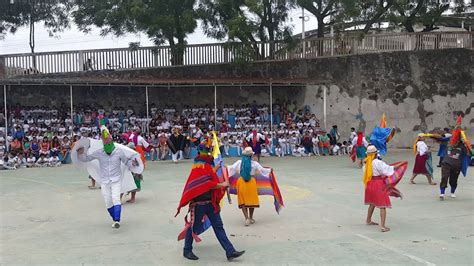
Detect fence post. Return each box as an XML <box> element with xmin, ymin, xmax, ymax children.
<box><xmin>0</xmin><ymin>57</ymin><xmax>5</xmax><ymax>78</ymax></box>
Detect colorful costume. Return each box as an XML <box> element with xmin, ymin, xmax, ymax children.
<box><xmin>440</xmin><ymin>116</ymin><xmax>472</xmax><ymax>199</ymax></box>
<box><xmin>72</xmin><ymin>117</ymin><xmax>143</xmax><ymax>228</ymax></box>
<box><xmin>364</xmin><ymin>150</ymin><xmax>408</xmax><ymax>208</ymax></box>
<box><xmin>370</xmin><ymin>113</ymin><xmax>395</xmax><ymax>156</ymax></box>
<box><xmin>352</xmin><ymin>132</ymin><xmax>368</xmax><ymax>159</ymax></box>
<box><xmin>412</xmin><ymin>136</ymin><xmax>432</xmax><ymax>175</ymax></box>
<box><xmin>245</xmin><ymin>130</ymin><xmax>265</xmax><ymax>155</ymax></box>
<box><xmin>129</xmin><ymin>129</ymin><xmax>150</xmax><ymax>167</ymax></box>
<box><xmin>227</xmin><ymin>157</ymin><xmax>270</xmax><ymax>209</ymax></box>
<box><xmin>319</xmin><ymin>133</ymin><xmax>330</xmax><ymax>155</ymax></box>
<box><xmin>176</xmin><ymin>144</ymin><xmax>243</xmax><ymax>260</ymax></box>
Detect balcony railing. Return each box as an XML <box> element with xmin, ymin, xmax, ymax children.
<box><xmin>1</xmin><ymin>31</ymin><xmax>472</xmax><ymax>77</ymax></box>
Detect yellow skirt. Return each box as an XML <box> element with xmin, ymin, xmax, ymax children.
<box><xmin>236</xmin><ymin>177</ymin><xmax>259</xmax><ymax>208</ymax></box>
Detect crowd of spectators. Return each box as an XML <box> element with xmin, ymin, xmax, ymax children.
<box><xmin>0</xmin><ymin>100</ymin><xmax>356</xmax><ymax>170</ymax></box>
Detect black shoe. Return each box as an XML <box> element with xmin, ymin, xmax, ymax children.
<box><xmin>437</xmin><ymin>165</ymin><xmax>442</xmax><ymax>168</ymax></box>
<box><xmin>183</xmin><ymin>251</ymin><xmax>199</xmax><ymax>260</ymax></box>
<box><xmin>227</xmin><ymin>250</ymin><xmax>245</xmax><ymax>261</ymax></box>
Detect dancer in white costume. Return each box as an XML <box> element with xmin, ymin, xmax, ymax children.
<box><xmin>72</xmin><ymin>118</ymin><xmax>143</xmax><ymax>228</ymax></box>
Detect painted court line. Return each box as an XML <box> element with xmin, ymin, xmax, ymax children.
<box><xmin>356</xmin><ymin>234</ymin><xmax>436</xmax><ymax>266</ymax></box>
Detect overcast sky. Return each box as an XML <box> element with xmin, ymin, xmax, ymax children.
<box><xmin>0</xmin><ymin>8</ymin><xmax>318</xmax><ymax>55</ymax></box>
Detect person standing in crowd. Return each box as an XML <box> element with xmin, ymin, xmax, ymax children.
<box><xmin>126</xmin><ymin>142</ymin><xmax>144</xmax><ymax>203</ymax></box>
<box><xmin>329</xmin><ymin>125</ymin><xmax>340</xmax><ymax>153</ymax></box>
<box><xmin>169</xmin><ymin>127</ymin><xmax>186</xmax><ymax>163</ymax></box>
<box><xmin>319</xmin><ymin>131</ymin><xmax>330</xmax><ymax>156</ymax></box>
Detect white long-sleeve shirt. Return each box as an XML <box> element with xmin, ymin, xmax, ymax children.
<box><xmin>227</xmin><ymin>159</ymin><xmax>271</xmax><ymax>178</ymax></box>
<box><xmin>79</xmin><ymin>148</ymin><xmax>132</xmax><ymax>184</ymax></box>
<box><xmin>352</xmin><ymin>136</ymin><xmax>369</xmax><ymax>147</ymax></box>
<box><xmin>129</xmin><ymin>134</ymin><xmax>150</xmax><ymax>148</ymax></box>
<box><xmin>365</xmin><ymin>158</ymin><xmax>394</xmax><ymax>177</ymax></box>
<box><xmin>416</xmin><ymin>141</ymin><xmax>428</xmax><ymax>156</ymax></box>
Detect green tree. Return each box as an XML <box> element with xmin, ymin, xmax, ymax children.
<box><xmin>296</xmin><ymin>0</ymin><xmax>357</xmax><ymax>38</ymax></box>
<box><xmin>73</xmin><ymin>0</ymin><xmax>198</xmax><ymax>65</ymax></box>
<box><xmin>0</xmin><ymin>0</ymin><xmax>72</xmax><ymax>67</ymax></box>
<box><xmin>198</xmin><ymin>0</ymin><xmax>296</xmax><ymax>59</ymax></box>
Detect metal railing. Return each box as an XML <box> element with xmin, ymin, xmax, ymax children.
<box><xmin>1</xmin><ymin>31</ymin><xmax>472</xmax><ymax>77</ymax></box>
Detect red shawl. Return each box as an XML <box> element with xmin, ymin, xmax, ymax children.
<box><xmin>356</xmin><ymin>132</ymin><xmax>364</xmax><ymax>147</ymax></box>
<box><xmin>175</xmin><ymin>156</ymin><xmax>225</xmax><ymax>217</ymax></box>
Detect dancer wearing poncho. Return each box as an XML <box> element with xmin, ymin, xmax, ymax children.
<box><xmin>409</xmin><ymin>134</ymin><xmax>436</xmax><ymax>185</ymax></box>
<box><xmin>77</xmin><ymin>119</ymin><xmax>140</xmax><ymax>229</ymax></box>
<box><xmin>364</xmin><ymin>145</ymin><xmax>408</xmax><ymax>233</ymax></box>
<box><xmin>319</xmin><ymin>132</ymin><xmax>330</xmax><ymax>156</ymax></box>
<box><xmin>439</xmin><ymin>116</ymin><xmax>472</xmax><ymax>200</ymax></box>
<box><xmin>175</xmin><ymin>143</ymin><xmax>245</xmax><ymax>261</ymax></box>
<box><xmin>352</xmin><ymin>131</ymin><xmax>368</xmax><ymax>168</ymax></box>
<box><xmin>227</xmin><ymin>147</ymin><xmax>272</xmax><ymax>226</ymax></box>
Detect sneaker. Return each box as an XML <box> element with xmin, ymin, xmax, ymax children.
<box><xmin>450</xmin><ymin>194</ymin><xmax>456</xmax><ymax>198</ymax></box>
<box><xmin>250</xmin><ymin>219</ymin><xmax>255</xmax><ymax>224</ymax></box>
<box><xmin>112</xmin><ymin>221</ymin><xmax>120</xmax><ymax>228</ymax></box>
<box><xmin>245</xmin><ymin>219</ymin><xmax>250</xmax><ymax>226</ymax></box>
<box><xmin>439</xmin><ymin>194</ymin><xmax>445</xmax><ymax>200</ymax></box>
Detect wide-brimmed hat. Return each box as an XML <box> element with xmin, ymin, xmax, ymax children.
<box><xmin>127</xmin><ymin>142</ymin><xmax>136</xmax><ymax>149</ymax></box>
<box><xmin>366</xmin><ymin>145</ymin><xmax>378</xmax><ymax>154</ymax></box>
<box><xmin>243</xmin><ymin>147</ymin><xmax>254</xmax><ymax>156</ymax></box>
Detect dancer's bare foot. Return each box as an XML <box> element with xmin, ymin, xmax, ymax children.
<box><xmin>88</xmin><ymin>185</ymin><xmax>97</xmax><ymax>189</ymax></box>
<box><xmin>409</xmin><ymin>180</ymin><xmax>416</xmax><ymax>184</ymax></box>
<box><xmin>126</xmin><ymin>199</ymin><xmax>135</xmax><ymax>203</ymax></box>
<box><xmin>366</xmin><ymin>221</ymin><xmax>379</xmax><ymax>226</ymax></box>
<box><xmin>380</xmin><ymin>227</ymin><xmax>390</xmax><ymax>232</ymax></box>
<box><xmin>429</xmin><ymin>182</ymin><xmax>437</xmax><ymax>185</ymax></box>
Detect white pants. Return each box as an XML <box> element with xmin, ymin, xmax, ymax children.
<box><xmin>172</xmin><ymin>151</ymin><xmax>183</xmax><ymax>162</ymax></box>
<box><xmin>101</xmin><ymin>181</ymin><xmax>121</xmax><ymax>208</ymax></box>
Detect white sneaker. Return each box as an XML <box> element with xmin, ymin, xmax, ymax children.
<box><xmin>450</xmin><ymin>194</ymin><xmax>456</xmax><ymax>198</ymax></box>
<box><xmin>112</xmin><ymin>222</ymin><xmax>120</xmax><ymax>228</ymax></box>
<box><xmin>439</xmin><ymin>194</ymin><xmax>445</xmax><ymax>200</ymax></box>
<box><xmin>245</xmin><ymin>219</ymin><xmax>250</xmax><ymax>226</ymax></box>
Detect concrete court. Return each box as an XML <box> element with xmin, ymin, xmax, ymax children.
<box><xmin>0</xmin><ymin>150</ymin><xmax>473</xmax><ymax>265</ymax></box>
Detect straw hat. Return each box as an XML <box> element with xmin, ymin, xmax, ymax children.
<box><xmin>366</xmin><ymin>145</ymin><xmax>378</xmax><ymax>154</ymax></box>
<box><xmin>127</xmin><ymin>142</ymin><xmax>136</xmax><ymax>149</ymax></box>
<box><xmin>243</xmin><ymin>147</ymin><xmax>254</xmax><ymax>156</ymax></box>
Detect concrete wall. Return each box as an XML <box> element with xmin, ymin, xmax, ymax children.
<box><xmin>3</xmin><ymin>49</ymin><xmax>473</xmax><ymax>147</ymax></box>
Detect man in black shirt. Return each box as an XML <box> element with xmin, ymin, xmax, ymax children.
<box><xmin>439</xmin><ymin>117</ymin><xmax>472</xmax><ymax>200</ymax></box>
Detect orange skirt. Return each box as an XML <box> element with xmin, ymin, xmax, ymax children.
<box><xmin>236</xmin><ymin>177</ymin><xmax>259</xmax><ymax>208</ymax></box>
<box><xmin>136</xmin><ymin>146</ymin><xmax>146</xmax><ymax>168</ymax></box>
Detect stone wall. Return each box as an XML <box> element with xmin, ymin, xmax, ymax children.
<box><xmin>3</xmin><ymin>48</ymin><xmax>473</xmax><ymax>147</ymax></box>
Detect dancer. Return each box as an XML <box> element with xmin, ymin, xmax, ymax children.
<box><xmin>226</xmin><ymin>147</ymin><xmax>284</xmax><ymax>226</ymax></box>
<box><xmin>77</xmin><ymin>120</ymin><xmax>141</xmax><ymax>228</ymax></box>
<box><xmin>364</xmin><ymin>145</ymin><xmax>408</xmax><ymax>232</ymax></box>
<box><xmin>175</xmin><ymin>143</ymin><xmax>245</xmax><ymax>261</ymax></box>
<box><xmin>126</xmin><ymin>142</ymin><xmax>144</xmax><ymax>203</ymax></box>
<box><xmin>245</xmin><ymin>128</ymin><xmax>265</xmax><ymax>162</ymax></box>
<box><xmin>439</xmin><ymin>116</ymin><xmax>472</xmax><ymax>200</ymax></box>
<box><xmin>409</xmin><ymin>134</ymin><xmax>436</xmax><ymax>185</ymax></box>
<box><xmin>352</xmin><ymin>131</ymin><xmax>368</xmax><ymax>168</ymax></box>
<box><xmin>129</xmin><ymin>127</ymin><xmax>150</xmax><ymax>167</ymax></box>
<box><xmin>436</xmin><ymin>128</ymin><xmax>451</xmax><ymax>167</ymax></box>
